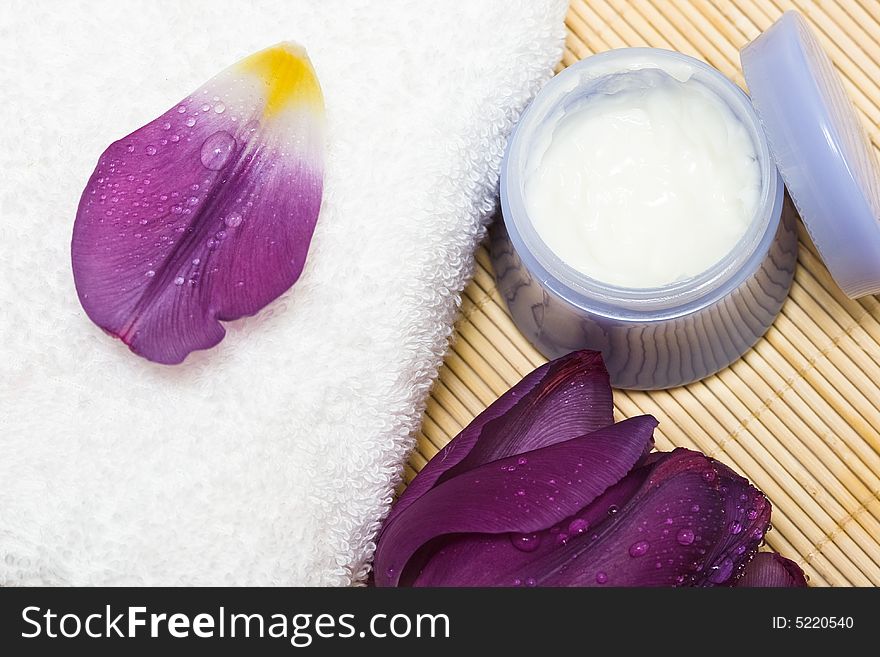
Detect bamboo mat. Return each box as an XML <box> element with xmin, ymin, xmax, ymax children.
<box><xmin>406</xmin><ymin>0</ymin><xmax>880</xmax><ymax>587</ymax></box>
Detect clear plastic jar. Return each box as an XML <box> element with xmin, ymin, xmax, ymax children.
<box><xmin>493</xmin><ymin>48</ymin><xmax>797</xmax><ymax>389</ymax></box>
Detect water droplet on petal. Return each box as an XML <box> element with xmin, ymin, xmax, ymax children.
<box><xmin>708</xmin><ymin>558</ymin><xmax>734</xmax><ymax>584</ymax></box>
<box><xmin>747</xmin><ymin>508</ymin><xmax>758</xmax><ymax>520</ymax></box>
<box><xmin>145</xmin><ymin>270</ymin><xmax>155</xmax><ymax>278</ymax></box>
<box><xmin>185</xmin><ymin>117</ymin><xmax>197</xmax><ymax>128</ymax></box>
<box><xmin>177</xmin><ymin>105</ymin><xmax>187</xmax><ymax>113</ymax></box>
<box><xmin>224</xmin><ymin>213</ymin><xmax>243</xmax><ymax>228</ymax></box>
<box><xmin>607</xmin><ymin>505</ymin><xmax>619</xmax><ymax>516</ymax></box>
<box><xmin>517</xmin><ymin>457</ymin><xmax>528</xmax><ymax>466</ymax></box>
<box><xmin>595</xmin><ymin>572</ymin><xmax>608</xmax><ymax>584</ymax></box>
<box><xmin>510</xmin><ymin>533</ymin><xmax>540</xmax><ymax>553</ymax></box>
<box><xmin>728</xmin><ymin>521</ymin><xmax>743</xmax><ymax>535</ymax></box>
<box><xmin>145</xmin><ymin>145</ymin><xmax>157</xmax><ymax>156</ymax></box>
<box><xmin>524</xmin><ymin>577</ymin><xmax>537</xmax><ymax>587</ymax></box>
<box><xmin>629</xmin><ymin>540</ymin><xmax>650</xmax><ymax>557</ymax></box>
<box><xmin>691</xmin><ymin>504</ymin><xmax>700</xmax><ymax>513</ymax></box>
<box><xmin>174</xmin><ymin>276</ymin><xmax>185</xmax><ymax>286</ymax></box>
<box><xmin>200</xmin><ymin>131</ymin><xmax>236</xmax><ymax>170</ymax></box>
<box><xmin>568</xmin><ymin>519</ymin><xmax>589</xmax><ymax>535</ymax></box>
<box><xmin>214</xmin><ymin>102</ymin><xmax>226</xmax><ymax>114</ymax></box>
<box><xmin>676</xmin><ymin>528</ymin><xmax>695</xmax><ymax>545</ymax></box>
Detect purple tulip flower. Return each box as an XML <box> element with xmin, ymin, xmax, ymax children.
<box><xmin>375</xmin><ymin>351</ymin><xmax>807</xmax><ymax>587</ymax></box>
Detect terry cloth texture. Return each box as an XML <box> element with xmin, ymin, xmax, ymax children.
<box><xmin>0</xmin><ymin>0</ymin><xmax>567</xmax><ymax>584</ymax></box>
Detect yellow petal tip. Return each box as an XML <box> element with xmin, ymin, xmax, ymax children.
<box><xmin>240</xmin><ymin>43</ymin><xmax>323</xmax><ymax>117</ymax></box>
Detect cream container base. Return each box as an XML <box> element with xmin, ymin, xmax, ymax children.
<box><xmin>494</xmin><ymin>48</ymin><xmax>797</xmax><ymax>389</ymax></box>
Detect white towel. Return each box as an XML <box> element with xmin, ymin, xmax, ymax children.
<box><xmin>0</xmin><ymin>0</ymin><xmax>567</xmax><ymax>585</ymax></box>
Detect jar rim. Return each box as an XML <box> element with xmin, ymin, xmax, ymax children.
<box><xmin>501</xmin><ymin>47</ymin><xmax>783</xmax><ymax>320</ymax></box>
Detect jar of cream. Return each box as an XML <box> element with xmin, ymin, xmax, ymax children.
<box><xmin>493</xmin><ymin>12</ymin><xmax>880</xmax><ymax>389</ymax></box>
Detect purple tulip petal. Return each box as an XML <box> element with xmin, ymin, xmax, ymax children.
<box><xmin>694</xmin><ymin>459</ymin><xmax>771</xmax><ymax>586</ymax></box>
<box><xmin>410</xmin><ymin>461</ymin><xmax>652</xmax><ymax>586</ymax></box>
<box><xmin>734</xmin><ymin>552</ymin><xmax>808</xmax><ymax>587</ymax></box>
<box><xmin>494</xmin><ymin>449</ymin><xmax>728</xmax><ymax>587</ymax></box>
<box><xmin>387</xmin><ymin>351</ymin><xmax>613</xmax><ymax>528</ymax></box>
<box><xmin>375</xmin><ymin>415</ymin><xmax>656</xmax><ymax>586</ymax></box>
<box><xmin>72</xmin><ymin>43</ymin><xmax>325</xmax><ymax>363</ymax></box>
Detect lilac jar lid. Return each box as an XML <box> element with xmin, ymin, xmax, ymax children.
<box><xmin>741</xmin><ymin>11</ymin><xmax>880</xmax><ymax>299</ymax></box>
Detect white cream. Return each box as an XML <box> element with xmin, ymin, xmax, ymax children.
<box><xmin>524</xmin><ymin>69</ymin><xmax>761</xmax><ymax>289</ymax></box>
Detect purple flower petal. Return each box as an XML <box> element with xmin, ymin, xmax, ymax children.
<box><xmin>734</xmin><ymin>552</ymin><xmax>808</xmax><ymax>587</ymax></box>
<box><xmin>375</xmin><ymin>415</ymin><xmax>656</xmax><ymax>586</ymax></box>
<box><xmin>72</xmin><ymin>43</ymin><xmax>325</xmax><ymax>363</ymax></box>
<box><xmin>410</xmin><ymin>460</ymin><xmax>651</xmax><ymax>586</ymax></box>
<box><xmin>694</xmin><ymin>459</ymin><xmax>771</xmax><ymax>586</ymax></box>
<box><xmin>511</xmin><ymin>449</ymin><xmax>728</xmax><ymax>587</ymax></box>
<box><xmin>386</xmin><ymin>351</ymin><xmax>613</xmax><ymax>528</ymax></box>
